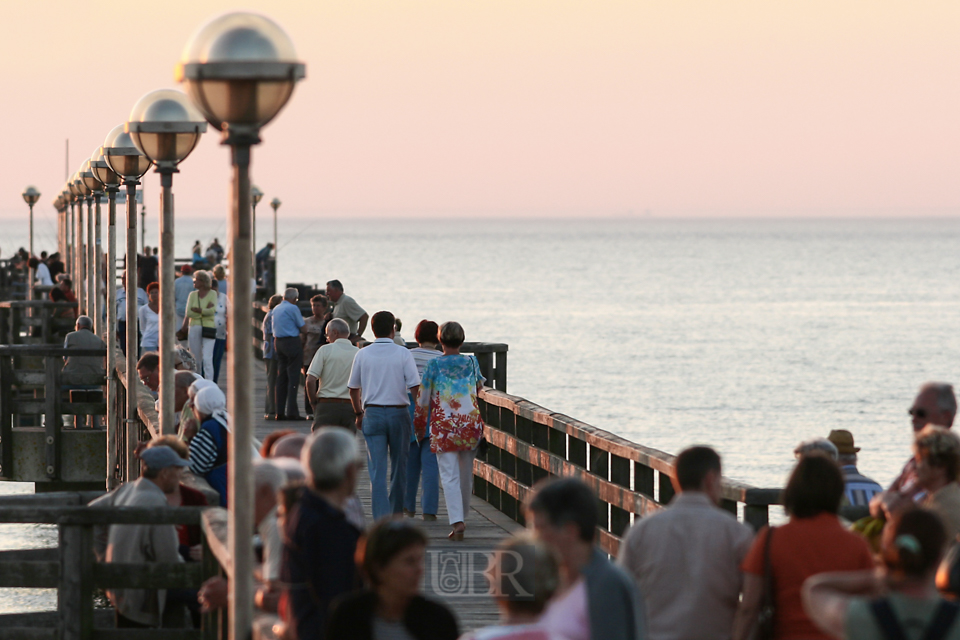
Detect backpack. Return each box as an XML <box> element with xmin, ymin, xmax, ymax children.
<box><xmin>870</xmin><ymin>598</ymin><xmax>960</xmax><ymax>640</ymax></box>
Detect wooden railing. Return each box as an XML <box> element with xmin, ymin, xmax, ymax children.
<box><xmin>0</xmin><ymin>491</ymin><xmax>221</xmax><ymax>639</ymax></box>
<box><xmin>0</xmin><ymin>300</ymin><xmax>77</xmax><ymax>345</ymax></box>
<box><xmin>0</xmin><ymin>345</ymin><xmax>107</xmax><ymax>486</ymax></box>
<box><xmin>474</xmin><ymin>388</ymin><xmax>782</xmax><ymax>556</ymax></box>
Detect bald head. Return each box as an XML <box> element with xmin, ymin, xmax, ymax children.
<box><xmin>911</xmin><ymin>382</ymin><xmax>956</xmax><ymax>432</ymax></box>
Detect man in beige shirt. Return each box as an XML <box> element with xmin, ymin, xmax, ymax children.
<box><xmin>306</xmin><ymin>318</ymin><xmax>359</xmax><ymax>432</ymax></box>
<box><xmin>618</xmin><ymin>446</ymin><xmax>753</xmax><ymax>640</ymax></box>
<box><xmin>325</xmin><ymin>279</ymin><xmax>368</xmax><ymax>342</ymax></box>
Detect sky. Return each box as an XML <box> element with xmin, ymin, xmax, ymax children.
<box><xmin>1</xmin><ymin>1</ymin><xmax>959</xmax><ymax>222</ymax></box>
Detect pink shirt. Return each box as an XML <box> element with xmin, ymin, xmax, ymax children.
<box><xmin>539</xmin><ymin>579</ymin><xmax>589</xmax><ymax>640</ymax></box>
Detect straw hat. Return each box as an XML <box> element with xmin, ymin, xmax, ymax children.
<box><xmin>827</xmin><ymin>429</ymin><xmax>861</xmax><ymax>455</ymax></box>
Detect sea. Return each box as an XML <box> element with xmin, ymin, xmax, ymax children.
<box><xmin>3</xmin><ymin>215</ymin><xmax>960</xmax><ymax>610</ymax></box>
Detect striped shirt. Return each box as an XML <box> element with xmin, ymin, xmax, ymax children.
<box><xmin>841</xmin><ymin>464</ymin><xmax>883</xmax><ymax>507</ymax></box>
<box><xmin>188</xmin><ymin>423</ymin><xmax>225</xmax><ymax>476</ymax></box>
<box><xmin>410</xmin><ymin>347</ymin><xmax>442</xmax><ymax>377</ymax></box>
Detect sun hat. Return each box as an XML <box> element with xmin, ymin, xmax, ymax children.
<box><xmin>827</xmin><ymin>429</ymin><xmax>861</xmax><ymax>455</ymax></box>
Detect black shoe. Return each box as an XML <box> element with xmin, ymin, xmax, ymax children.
<box><xmin>276</xmin><ymin>414</ymin><xmax>286</xmax><ymax>421</ymax></box>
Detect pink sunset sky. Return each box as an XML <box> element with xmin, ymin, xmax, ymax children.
<box><xmin>1</xmin><ymin>1</ymin><xmax>959</xmax><ymax>220</ymax></box>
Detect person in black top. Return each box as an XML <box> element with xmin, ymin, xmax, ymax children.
<box><xmin>325</xmin><ymin>519</ymin><xmax>458</xmax><ymax>640</ymax></box>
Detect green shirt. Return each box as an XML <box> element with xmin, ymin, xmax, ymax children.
<box><xmin>185</xmin><ymin>289</ymin><xmax>218</xmax><ymax>328</ymax></box>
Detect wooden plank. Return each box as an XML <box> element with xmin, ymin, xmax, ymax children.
<box><xmin>0</xmin><ymin>561</ymin><xmax>59</xmax><ymax>587</ymax></box>
<box><xmin>93</xmin><ymin>562</ymin><xmax>203</xmax><ymax>589</ymax></box>
<box><xmin>0</xmin><ymin>506</ymin><xmax>204</xmax><ymax>525</ymax></box>
<box><xmin>201</xmin><ymin>508</ymin><xmax>231</xmax><ymax>580</ymax></box>
<box><xmin>15</xmin><ymin>401</ymin><xmax>106</xmax><ymax>416</ymax></box>
<box><xmin>94</xmin><ymin>631</ymin><xmax>201</xmax><ymax>640</ymax></box>
<box><xmin>0</xmin><ymin>355</ymin><xmax>13</xmax><ymax>478</ymax></box>
<box><xmin>0</xmin><ymin>629</ymin><xmax>57</xmax><ymax>640</ymax></box>
<box><xmin>59</xmin><ymin>524</ymin><xmax>94</xmax><ymax>640</ymax></box>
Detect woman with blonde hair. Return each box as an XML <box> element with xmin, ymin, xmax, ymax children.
<box><xmin>414</xmin><ymin>321</ymin><xmax>485</xmax><ymax>541</ymax></box>
<box><xmin>181</xmin><ymin>270</ymin><xmax>217</xmax><ymax>380</ymax></box>
<box><xmin>914</xmin><ymin>425</ymin><xmax>960</xmax><ymax>539</ymax></box>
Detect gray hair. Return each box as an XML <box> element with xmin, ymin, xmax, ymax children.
<box><xmin>794</xmin><ymin>438</ymin><xmax>838</xmax><ymax>461</ymax></box>
<box><xmin>921</xmin><ymin>382</ymin><xmax>957</xmax><ymax>415</ymax></box>
<box><xmin>193</xmin><ymin>270</ymin><xmax>212</xmax><ymax>288</ymax></box>
<box><xmin>253</xmin><ymin>460</ymin><xmax>287</xmax><ymax>495</ymax></box>
<box><xmin>283</xmin><ymin>288</ymin><xmax>299</xmax><ymax>302</ymax></box>
<box><xmin>838</xmin><ymin>453</ymin><xmax>858</xmax><ymax>465</ymax></box>
<box><xmin>175</xmin><ymin>370</ymin><xmax>200</xmax><ymax>389</ymax></box>
<box><xmin>302</xmin><ymin>427</ymin><xmax>359</xmax><ymax>491</ymax></box>
<box><xmin>76</xmin><ymin>315</ymin><xmax>93</xmax><ymax>330</ymax></box>
<box><xmin>327</xmin><ymin>318</ymin><xmax>349</xmax><ymax>337</ymax></box>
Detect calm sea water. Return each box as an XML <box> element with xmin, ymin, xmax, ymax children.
<box><xmin>4</xmin><ymin>215</ymin><xmax>960</xmax><ymax>610</ymax></box>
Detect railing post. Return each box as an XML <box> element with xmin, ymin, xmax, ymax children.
<box><xmin>59</xmin><ymin>523</ymin><xmax>94</xmax><ymax>640</ymax></box>
<box><xmin>744</xmin><ymin>503</ymin><xmax>770</xmax><ymax>531</ymax></box>
<box><xmin>0</xmin><ymin>355</ymin><xmax>12</xmax><ymax>478</ymax></box>
<box><xmin>45</xmin><ymin>357</ymin><xmax>62</xmax><ymax>479</ymax></box>
<box><xmin>494</xmin><ymin>349</ymin><xmax>507</xmax><ymax>392</ymax></box>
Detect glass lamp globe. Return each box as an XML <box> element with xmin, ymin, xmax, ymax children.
<box><xmin>126</xmin><ymin>89</ymin><xmax>207</xmax><ymax>166</ymax></box>
<box><xmin>175</xmin><ymin>11</ymin><xmax>306</xmax><ymax>130</ymax></box>
<box><xmin>79</xmin><ymin>159</ymin><xmax>100</xmax><ymax>193</ymax></box>
<box><xmin>251</xmin><ymin>185</ymin><xmax>264</xmax><ymax>205</ymax></box>
<box><xmin>101</xmin><ymin>124</ymin><xmax>151</xmax><ymax>179</ymax></box>
<box><xmin>270</xmin><ymin>197</ymin><xmax>281</xmax><ymax>210</ymax></box>
<box><xmin>68</xmin><ymin>174</ymin><xmax>81</xmax><ymax>198</ymax></box>
<box><xmin>74</xmin><ymin>168</ymin><xmax>91</xmax><ymax>197</ymax></box>
<box><xmin>22</xmin><ymin>186</ymin><xmax>40</xmax><ymax>206</ymax></box>
<box><xmin>90</xmin><ymin>148</ymin><xmax>122</xmax><ymax>188</ymax></box>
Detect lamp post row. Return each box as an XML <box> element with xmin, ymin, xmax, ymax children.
<box><xmin>30</xmin><ymin>12</ymin><xmax>303</xmax><ymax>640</ymax></box>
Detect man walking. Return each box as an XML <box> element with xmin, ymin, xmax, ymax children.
<box><xmin>325</xmin><ymin>279</ymin><xmax>368</xmax><ymax>343</ymax></box>
<box><xmin>306</xmin><ymin>318</ymin><xmax>358</xmax><ymax>431</ymax></box>
<box><xmin>618</xmin><ymin>446</ymin><xmax>752</xmax><ymax>640</ymax></box>
<box><xmin>348</xmin><ymin>311</ymin><xmax>419</xmax><ymax>519</ymax></box>
<box><xmin>272</xmin><ymin>288</ymin><xmax>306</xmax><ymax>421</ymax></box>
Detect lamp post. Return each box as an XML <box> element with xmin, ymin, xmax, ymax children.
<box><xmin>102</xmin><ymin>124</ymin><xmax>151</xmax><ymax>483</ymax></box>
<box><xmin>51</xmin><ymin>196</ymin><xmax>63</xmax><ymax>260</ymax></box>
<box><xmin>250</xmin><ymin>185</ymin><xmax>263</xmax><ymax>283</ymax></box>
<box><xmin>62</xmin><ymin>188</ymin><xmax>73</xmax><ymax>273</ymax></box>
<box><xmin>126</xmin><ymin>89</ymin><xmax>207</xmax><ymax>436</ymax></box>
<box><xmin>22</xmin><ymin>187</ymin><xmax>40</xmax><ymax>300</ymax></box>
<box><xmin>74</xmin><ymin>170</ymin><xmax>94</xmax><ymax>318</ymax></box>
<box><xmin>270</xmin><ymin>197</ymin><xmax>280</xmax><ymax>295</ymax></box>
<box><xmin>68</xmin><ymin>175</ymin><xmax>85</xmax><ymax>313</ymax></box>
<box><xmin>81</xmin><ymin>158</ymin><xmax>105</xmax><ymax>336</ymax></box>
<box><xmin>91</xmin><ymin>148</ymin><xmax>122</xmax><ymax>490</ymax></box>
<box><xmin>177</xmin><ymin>12</ymin><xmax>305</xmax><ymax>637</ymax></box>
<box><xmin>79</xmin><ymin>161</ymin><xmax>99</xmax><ymax>331</ymax></box>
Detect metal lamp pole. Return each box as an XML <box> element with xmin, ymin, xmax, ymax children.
<box><xmin>102</xmin><ymin>124</ymin><xmax>151</xmax><ymax>480</ymax></box>
<box><xmin>22</xmin><ymin>187</ymin><xmax>40</xmax><ymax>300</ymax></box>
<box><xmin>126</xmin><ymin>89</ymin><xmax>207</xmax><ymax>435</ymax></box>
<box><xmin>91</xmin><ymin>150</ymin><xmax>122</xmax><ymax>490</ymax></box>
<box><xmin>270</xmin><ymin>197</ymin><xmax>281</xmax><ymax>294</ymax></box>
<box><xmin>251</xmin><ymin>185</ymin><xmax>263</xmax><ymax>284</ymax></box>
<box><xmin>178</xmin><ymin>12</ymin><xmax>305</xmax><ymax>637</ymax></box>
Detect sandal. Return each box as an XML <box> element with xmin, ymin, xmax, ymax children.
<box><xmin>448</xmin><ymin>523</ymin><xmax>465</xmax><ymax>541</ymax></box>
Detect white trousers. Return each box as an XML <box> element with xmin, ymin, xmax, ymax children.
<box><xmin>437</xmin><ymin>448</ymin><xmax>478</xmax><ymax>525</ymax></box>
<box><xmin>188</xmin><ymin>325</ymin><xmax>216</xmax><ymax>380</ymax></box>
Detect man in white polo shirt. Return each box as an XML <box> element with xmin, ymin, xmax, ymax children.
<box><xmin>306</xmin><ymin>318</ymin><xmax>359</xmax><ymax>432</ymax></box>
<box><xmin>348</xmin><ymin>311</ymin><xmax>420</xmax><ymax>520</ymax></box>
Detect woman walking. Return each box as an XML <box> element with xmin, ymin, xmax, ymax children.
<box><xmin>414</xmin><ymin>321</ymin><xmax>485</xmax><ymax>541</ymax></box>
<box><xmin>181</xmin><ymin>270</ymin><xmax>217</xmax><ymax>380</ymax></box>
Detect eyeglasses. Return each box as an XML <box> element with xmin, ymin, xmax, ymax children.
<box><xmin>909</xmin><ymin>408</ymin><xmax>927</xmax><ymax>419</ymax></box>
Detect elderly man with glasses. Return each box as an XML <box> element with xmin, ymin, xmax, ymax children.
<box><xmin>871</xmin><ymin>382</ymin><xmax>956</xmax><ymax>518</ymax></box>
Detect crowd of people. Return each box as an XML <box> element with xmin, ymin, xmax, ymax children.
<box><xmin>45</xmin><ymin>240</ymin><xmax>960</xmax><ymax>639</ymax></box>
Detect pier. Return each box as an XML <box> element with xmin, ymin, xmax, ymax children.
<box><xmin>0</xmin><ymin>248</ymin><xmax>786</xmax><ymax>637</ymax></box>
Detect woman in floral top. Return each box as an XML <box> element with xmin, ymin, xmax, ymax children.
<box><xmin>414</xmin><ymin>321</ymin><xmax>485</xmax><ymax>541</ymax></box>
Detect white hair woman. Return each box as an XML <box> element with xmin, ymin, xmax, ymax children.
<box><xmin>413</xmin><ymin>321</ymin><xmax>485</xmax><ymax>541</ymax></box>
<box><xmin>188</xmin><ymin>385</ymin><xmax>230</xmax><ymax>506</ymax></box>
<box><xmin>181</xmin><ymin>269</ymin><xmax>217</xmax><ymax>380</ymax></box>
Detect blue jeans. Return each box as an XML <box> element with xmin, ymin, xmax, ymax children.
<box><xmin>212</xmin><ymin>338</ymin><xmax>226</xmax><ymax>383</ymax></box>
<box><xmin>404</xmin><ymin>436</ymin><xmax>439</xmax><ymax>516</ymax></box>
<box><xmin>363</xmin><ymin>406</ymin><xmax>411</xmax><ymax>520</ymax></box>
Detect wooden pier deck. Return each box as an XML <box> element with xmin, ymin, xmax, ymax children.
<box><xmin>236</xmin><ymin>360</ymin><xmax>520</xmax><ymax>632</ymax></box>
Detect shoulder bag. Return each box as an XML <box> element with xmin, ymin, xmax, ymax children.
<box><xmin>757</xmin><ymin>526</ymin><xmax>776</xmax><ymax>640</ymax></box>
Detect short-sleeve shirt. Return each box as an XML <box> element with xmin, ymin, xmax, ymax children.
<box><xmin>271</xmin><ymin>300</ymin><xmax>305</xmax><ymax>338</ymax></box>
<box><xmin>845</xmin><ymin>594</ymin><xmax>960</xmax><ymax>640</ymax></box>
<box><xmin>331</xmin><ymin>294</ymin><xmax>366</xmax><ymax>335</ymax></box>
<box><xmin>741</xmin><ymin>513</ymin><xmax>875</xmax><ymax>640</ymax></box>
<box><xmin>262</xmin><ymin>310</ymin><xmax>275</xmax><ymax>359</ymax></box>
<box><xmin>306</xmin><ymin>339</ymin><xmax>358</xmax><ymax>399</ymax></box>
<box><xmin>348</xmin><ymin>338</ymin><xmax>419</xmax><ymax>406</ymax></box>
<box><xmin>302</xmin><ymin>315</ymin><xmax>328</xmax><ymax>366</ymax></box>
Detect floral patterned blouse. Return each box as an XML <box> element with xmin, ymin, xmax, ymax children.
<box><xmin>414</xmin><ymin>354</ymin><xmax>485</xmax><ymax>453</ymax></box>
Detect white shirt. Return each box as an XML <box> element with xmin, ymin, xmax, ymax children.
<box><xmin>117</xmin><ymin>288</ymin><xmax>148</xmax><ymax>322</ymax></box>
<box><xmin>137</xmin><ymin>304</ymin><xmax>159</xmax><ymax>349</ymax></box>
<box><xmin>215</xmin><ymin>292</ymin><xmax>228</xmax><ymax>340</ymax></box>
<box><xmin>348</xmin><ymin>338</ymin><xmax>420</xmax><ymax>407</ymax></box>
<box><xmin>35</xmin><ymin>262</ymin><xmax>53</xmax><ymax>286</ymax></box>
